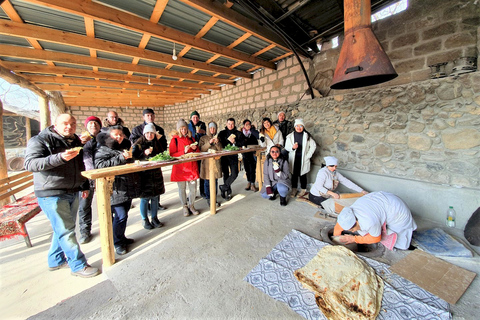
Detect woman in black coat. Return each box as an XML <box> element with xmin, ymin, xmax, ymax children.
<box><xmin>94</xmin><ymin>126</ymin><xmax>141</xmax><ymax>255</ymax></box>
<box><xmin>132</xmin><ymin>123</ymin><xmax>166</xmax><ymax>230</ymax></box>
<box><xmin>240</xmin><ymin>119</ymin><xmax>259</xmax><ymax>191</ymax></box>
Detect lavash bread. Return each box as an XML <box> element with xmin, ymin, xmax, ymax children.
<box><xmin>294</xmin><ymin>246</ymin><xmax>383</xmax><ymax>320</ymax></box>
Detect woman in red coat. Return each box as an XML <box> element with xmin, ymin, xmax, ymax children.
<box><xmin>169</xmin><ymin>119</ymin><xmax>200</xmax><ymax>216</ymax></box>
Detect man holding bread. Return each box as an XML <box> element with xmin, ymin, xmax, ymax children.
<box><xmin>218</xmin><ymin>118</ymin><xmax>244</xmax><ymax>200</ymax></box>
<box><xmin>25</xmin><ymin>114</ymin><xmax>100</xmax><ymax>278</ymax></box>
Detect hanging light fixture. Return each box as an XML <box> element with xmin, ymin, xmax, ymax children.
<box><xmin>137</xmin><ymin>89</ymin><xmax>140</xmax><ymax>97</ymax></box>
<box><xmin>148</xmin><ymin>74</ymin><xmax>151</xmax><ymax>85</ymax></box>
<box><xmin>172</xmin><ymin>42</ymin><xmax>178</xmax><ymax>61</ymax></box>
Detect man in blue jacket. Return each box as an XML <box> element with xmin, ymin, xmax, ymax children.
<box><xmin>24</xmin><ymin>114</ymin><xmax>100</xmax><ymax>278</ymax></box>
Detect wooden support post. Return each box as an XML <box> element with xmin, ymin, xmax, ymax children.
<box><xmin>38</xmin><ymin>95</ymin><xmax>50</xmax><ymax>130</ymax></box>
<box><xmin>25</xmin><ymin>117</ymin><xmax>31</xmax><ymax>141</ymax></box>
<box><xmin>209</xmin><ymin>157</ymin><xmax>216</xmax><ymax>215</ymax></box>
<box><xmin>0</xmin><ymin>100</ymin><xmax>9</xmax><ymax>207</ymax></box>
<box><xmin>256</xmin><ymin>149</ymin><xmax>263</xmax><ymax>191</ymax></box>
<box><xmin>96</xmin><ymin>177</ymin><xmax>115</xmax><ymax>267</ymax></box>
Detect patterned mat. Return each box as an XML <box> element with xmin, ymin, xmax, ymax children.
<box><xmin>244</xmin><ymin>229</ymin><xmax>451</xmax><ymax>320</ymax></box>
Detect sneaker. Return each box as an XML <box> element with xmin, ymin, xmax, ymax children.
<box><xmin>189</xmin><ymin>205</ymin><xmax>200</xmax><ymax>215</ymax></box>
<box><xmin>269</xmin><ymin>195</ymin><xmax>277</xmax><ymax>201</ymax></box>
<box><xmin>49</xmin><ymin>261</ymin><xmax>69</xmax><ymax>271</ymax></box>
<box><xmin>158</xmin><ymin>204</ymin><xmax>166</xmax><ymax>211</ymax></box>
<box><xmin>79</xmin><ymin>233</ymin><xmax>92</xmax><ymax>244</ymax></box>
<box><xmin>115</xmin><ymin>245</ymin><xmax>127</xmax><ymax>255</ymax></box>
<box><xmin>71</xmin><ymin>266</ymin><xmax>100</xmax><ymax>278</ymax></box>
<box><xmin>143</xmin><ymin>219</ymin><xmax>154</xmax><ymax>230</ymax></box>
<box><xmin>219</xmin><ymin>185</ymin><xmax>227</xmax><ymax>199</ymax></box>
<box><xmin>151</xmin><ymin>216</ymin><xmax>164</xmax><ymax>228</ymax></box>
<box><xmin>123</xmin><ymin>238</ymin><xmax>135</xmax><ymax>245</ymax></box>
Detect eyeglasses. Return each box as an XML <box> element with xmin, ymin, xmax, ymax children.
<box><xmin>270</xmin><ymin>150</ymin><xmax>280</xmax><ymax>154</ymax></box>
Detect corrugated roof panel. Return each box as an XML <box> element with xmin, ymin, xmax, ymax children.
<box><xmin>203</xmin><ymin>20</ymin><xmax>246</xmax><ymax>47</ymax></box>
<box><xmin>258</xmin><ymin>46</ymin><xmax>289</xmax><ymax>60</ymax></box>
<box><xmin>97</xmin><ymin>51</ymin><xmax>134</xmax><ymax>63</ymax></box>
<box><xmin>182</xmin><ymin>48</ymin><xmax>214</xmax><ymax>62</ymax></box>
<box><xmin>159</xmin><ymin>0</ymin><xmax>211</xmax><ymax>36</ymax></box>
<box><xmin>136</xmin><ymin>59</ymin><xmax>168</xmax><ymax>69</ymax></box>
<box><xmin>158</xmin><ymin>76</ymin><xmax>180</xmax><ymax>81</ymax></box>
<box><xmin>53</xmin><ymin>62</ymin><xmax>93</xmax><ymax>70</ymax></box>
<box><xmin>193</xmin><ymin>70</ymin><xmax>215</xmax><ymax>77</ymax></box>
<box><xmin>38</xmin><ymin>41</ymin><xmax>90</xmax><ymax>56</ymax></box>
<box><xmin>97</xmin><ymin>68</ymin><xmax>129</xmax><ymax>75</ymax></box>
<box><xmin>11</xmin><ymin>0</ymin><xmax>85</xmax><ymax>35</ymax></box>
<box><xmin>0</xmin><ymin>34</ymin><xmax>31</xmax><ymax>47</ymax></box>
<box><xmin>0</xmin><ymin>56</ymin><xmax>44</xmax><ymax>64</ymax></box>
<box><xmin>94</xmin><ymin>20</ymin><xmax>142</xmax><ymax>47</ymax></box>
<box><xmin>234</xmin><ymin>35</ymin><xmax>271</xmax><ymax>56</ymax></box>
<box><xmin>95</xmin><ymin>0</ymin><xmax>154</xmax><ymax>20</ymax></box>
<box><xmin>214</xmin><ymin>74</ymin><xmax>233</xmax><ymax>80</ymax></box>
<box><xmin>181</xmin><ymin>79</ymin><xmax>201</xmax><ymax>84</ymax></box>
<box><xmin>0</xmin><ymin>7</ymin><xmax>8</xmax><ymax>19</ymax></box>
<box><xmin>145</xmin><ymin>36</ymin><xmax>185</xmax><ymax>55</ymax></box>
<box><xmin>168</xmin><ymin>65</ymin><xmax>195</xmax><ymax>73</ymax></box>
<box><xmin>234</xmin><ymin>63</ymin><xmax>255</xmax><ymax>72</ymax></box>
<box><xmin>210</xmin><ymin>56</ymin><xmax>237</xmax><ymax>68</ymax></box>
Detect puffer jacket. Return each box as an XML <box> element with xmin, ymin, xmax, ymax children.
<box><xmin>198</xmin><ymin>123</ymin><xmax>223</xmax><ymax>180</ymax></box>
<box><xmin>94</xmin><ymin>132</ymin><xmax>141</xmax><ymax>205</ymax></box>
<box><xmin>284</xmin><ymin>130</ymin><xmax>317</xmax><ymax>176</ymax></box>
<box><xmin>169</xmin><ymin>130</ymin><xmax>199</xmax><ymax>182</ymax></box>
<box><xmin>132</xmin><ymin>136</ymin><xmax>166</xmax><ymax>198</ymax></box>
<box><xmin>260</xmin><ymin>124</ymin><xmax>284</xmax><ymax>152</ymax></box>
<box><xmin>259</xmin><ymin>154</ymin><xmax>291</xmax><ymax>194</ymax></box>
<box><xmin>101</xmin><ymin>118</ymin><xmax>131</xmax><ymax>139</ymax></box>
<box><xmin>24</xmin><ymin>126</ymin><xmax>88</xmax><ymax>197</ymax></box>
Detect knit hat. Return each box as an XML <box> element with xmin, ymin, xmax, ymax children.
<box><xmin>208</xmin><ymin>122</ymin><xmax>217</xmax><ymax>129</ymax></box>
<box><xmin>337</xmin><ymin>207</ymin><xmax>357</xmax><ymax>230</ymax></box>
<box><xmin>143</xmin><ymin>108</ymin><xmax>155</xmax><ymax>115</ymax></box>
<box><xmin>190</xmin><ymin>110</ymin><xmax>200</xmax><ymax>118</ymax></box>
<box><xmin>176</xmin><ymin>118</ymin><xmax>188</xmax><ymax>130</ymax></box>
<box><xmin>294</xmin><ymin>119</ymin><xmax>305</xmax><ymax>127</ymax></box>
<box><xmin>143</xmin><ymin>123</ymin><xmax>156</xmax><ymax>135</ymax></box>
<box><xmin>324</xmin><ymin>156</ymin><xmax>338</xmax><ymax>166</ymax></box>
<box><xmin>84</xmin><ymin>116</ymin><xmax>102</xmax><ymax>127</ymax></box>
<box><xmin>277</xmin><ymin>111</ymin><xmax>286</xmax><ymax>117</ymax></box>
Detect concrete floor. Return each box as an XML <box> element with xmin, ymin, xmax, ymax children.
<box><xmin>1</xmin><ymin>167</ymin><xmax>479</xmax><ymax>320</ymax></box>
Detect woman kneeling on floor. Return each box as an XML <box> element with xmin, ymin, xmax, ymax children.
<box><xmin>260</xmin><ymin>145</ymin><xmax>291</xmax><ymax>206</ymax></box>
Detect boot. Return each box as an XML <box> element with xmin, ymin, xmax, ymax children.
<box><xmin>219</xmin><ymin>185</ymin><xmax>227</xmax><ymax>199</ymax></box>
<box><xmin>143</xmin><ymin>219</ymin><xmax>154</xmax><ymax>230</ymax></box>
<box><xmin>297</xmin><ymin>189</ymin><xmax>307</xmax><ymax>198</ymax></box>
<box><xmin>151</xmin><ymin>216</ymin><xmax>164</xmax><ymax>228</ymax></box>
<box><xmin>291</xmin><ymin>188</ymin><xmax>297</xmax><ymax>197</ymax></box>
<box><xmin>189</xmin><ymin>205</ymin><xmax>200</xmax><ymax>215</ymax></box>
<box><xmin>280</xmin><ymin>196</ymin><xmax>287</xmax><ymax>206</ymax></box>
<box><xmin>183</xmin><ymin>205</ymin><xmax>191</xmax><ymax>217</ymax></box>
<box><xmin>245</xmin><ymin>182</ymin><xmax>251</xmax><ymax>190</ymax></box>
<box><xmin>250</xmin><ymin>184</ymin><xmax>258</xmax><ymax>192</ymax></box>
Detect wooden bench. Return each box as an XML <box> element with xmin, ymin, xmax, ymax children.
<box><xmin>0</xmin><ymin>171</ymin><xmax>41</xmax><ymax>247</ymax></box>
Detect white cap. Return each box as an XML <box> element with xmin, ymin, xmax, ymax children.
<box><xmin>337</xmin><ymin>207</ymin><xmax>356</xmax><ymax>230</ymax></box>
<box><xmin>294</xmin><ymin>119</ymin><xmax>304</xmax><ymax>127</ymax></box>
<box><xmin>143</xmin><ymin>123</ymin><xmax>156</xmax><ymax>134</ymax></box>
<box><xmin>324</xmin><ymin>156</ymin><xmax>338</xmax><ymax>166</ymax></box>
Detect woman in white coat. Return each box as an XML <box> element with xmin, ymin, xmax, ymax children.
<box><xmin>284</xmin><ymin>119</ymin><xmax>316</xmax><ymax>197</ymax></box>
<box><xmin>259</xmin><ymin>117</ymin><xmax>284</xmax><ymax>152</ymax></box>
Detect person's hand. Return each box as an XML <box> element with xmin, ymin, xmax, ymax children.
<box><xmin>184</xmin><ymin>146</ymin><xmax>190</xmax><ymax>153</ymax></box>
<box><xmin>123</xmin><ymin>150</ymin><xmax>132</xmax><ymax>159</ymax></box>
<box><xmin>328</xmin><ymin>191</ymin><xmax>340</xmax><ymax>199</ymax></box>
<box><xmin>61</xmin><ymin>149</ymin><xmax>80</xmax><ymax>161</ymax></box>
<box><xmin>80</xmin><ymin>135</ymin><xmax>92</xmax><ymax>144</ymax></box>
<box><xmin>337</xmin><ymin>235</ymin><xmax>355</xmax><ymax>244</ymax></box>
<box><xmin>228</xmin><ymin>136</ymin><xmax>235</xmax><ymax>144</ymax></box>
<box><xmin>259</xmin><ymin>136</ymin><xmax>265</xmax><ymax>143</ymax></box>
<box><xmin>197</xmin><ymin>128</ymin><xmax>206</xmax><ymax>134</ymax></box>
<box><xmin>361</xmin><ymin>190</ymin><xmax>369</xmax><ymax>195</ymax></box>
<box><xmin>81</xmin><ymin>190</ymin><xmax>89</xmax><ymax>199</ymax></box>
<box><xmin>273</xmin><ymin>161</ymin><xmax>280</xmax><ymax>172</ymax></box>
<box><xmin>292</xmin><ymin>142</ymin><xmax>298</xmax><ymax>150</ymax></box>
<box><xmin>156</xmin><ymin>132</ymin><xmax>163</xmax><ymax>140</ymax></box>
<box><xmin>209</xmin><ymin>138</ymin><xmax>216</xmax><ymax>144</ymax></box>
<box><xmin>145</xmin><ymin>148</ymin><xmax>152</xmax><ymax>156</ymax></box>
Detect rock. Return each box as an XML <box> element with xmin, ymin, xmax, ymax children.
<box><xmin>387</xmin><ymin>132</ymin><xmax>408</xmax><ymax>144</ymax></box>
<box><xmin>408</xmin><ymin>135</ymin><xmax>432</xmax><ymax>151</ymax></box>
<box><xmin>374</xmin><ymin>143</ymin><xmax>392</xmax><ymax>157</ymax></box>
<box><xmin>408</xmin><ymin>121</ymin><xmax>425</xmax><ymax>133</ymax></box>
<box><xmin>442</xmin><ymin>129</ymin><xmax>480</xmax><ymax>149</ymax></box>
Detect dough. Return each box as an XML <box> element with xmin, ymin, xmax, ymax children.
<box><xmin>294</xmin><ymin>246</ymin><xmax>383</xmax><ymax>320</ymax></box>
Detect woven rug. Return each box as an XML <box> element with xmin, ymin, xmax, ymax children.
<box><xmin>244</xmin><ymin>229</ymin><xmax>450</xmax><ymax>320</ymax></box>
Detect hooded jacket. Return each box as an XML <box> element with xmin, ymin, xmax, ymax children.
<box><xmin>169</xmin><ymin>129</ymin><xmax>199</xmax><ymax>182</ymax></box>
<box><xmin>198</xmin><ymin>122</ymin><xmax>223</xmax><ymax>180</ymax></box>
<box><xmin>94</xmin><ymin>132</ymin><xmax>141</xmax><ymax>205</ymax></box>
<box><xmin>24</xmin><ymin>126</ymin><xmax>88</xmax><ymax>197</ymax></box>
<box><xmin>130</xmin><ymin>122</ymin><xmax>167</xmax><ymax>151</ymax></box>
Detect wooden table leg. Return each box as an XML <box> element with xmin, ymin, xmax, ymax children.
<box><xmin>256</xmin><ymin>150</ymin><xmax>263</xmax><ymax>191</ymax></box>
<box><xmin>209</xmin><ymin>157</ymin><xmax>217</xmax><ymax>215</ymax></box>
<box><xmin>96</xmin><ymin>177</ymin><xmax>115</xmax><ymax>267</ymax></box>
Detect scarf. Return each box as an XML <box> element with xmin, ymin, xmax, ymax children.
<box><xmin>243</xmin><ymin>128</ymin><xmax>251</xmax><ymax>137</ymax></box>
<box><xmin>265</xmin><ymin>126</ymin><xmax>277</xmax><ymax>140</ymax></box>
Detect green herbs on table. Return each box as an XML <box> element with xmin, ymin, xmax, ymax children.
<box><xmin>149</xmin><ymin>150</ymin><xmax>175</xmax><ymax>161</ymax></box>
<box><xmin>224</xmin><ymin>144</ymin><xmax>240</xmax><ymax>151</ymax></box>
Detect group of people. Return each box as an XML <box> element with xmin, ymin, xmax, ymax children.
<box><xmin>24</xmin><ymin>108</ymin><xmax>417</xmax><ymax>279</ymax></box>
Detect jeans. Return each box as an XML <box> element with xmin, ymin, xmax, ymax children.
<box><xmin>38</xmin><ymin>193</ymin><xmax>87</xmax><ymax>272</ymax></box>
<box><xmin>177</xmin><ymin>181</ymin><xmax>196</xmax><ymax>206</ymax></box>
<box><xmin>140</xmin><ymin>196</ymin><xmax>159</xmax><ymax>220</ymax></box>
<box><xmin>77</xmin><ymin>183</ymin><xmax>94</xmax><ymax>235</ymax></box>
<box><xmin>221</xmin><ymin>155</ymin><xmax>239</xmax><ymax>191</ymax></box>
<box><xmin>261</xmin><ymin>183</ymin><xmax>289</xmax><ymax>199</ymax></box>
<box><xmin>204</xmin><ymin>179</ymin><xmax>218</xmax><ymax>200</ymax></box>
<box><xmin>243</xmin><ymin>152</ymin><xmax>256</xmax><ymax>183</ymax></box>
<box><xmin>111</xmin><ymin>199</ymin><xmax>132</xmax><ymax>246</ymax></box>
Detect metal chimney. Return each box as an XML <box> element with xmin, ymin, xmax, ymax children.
<box><xmin>330</xmin><ymin>0</ymin><xmax>397</xmax><ymax>89</ymax></box>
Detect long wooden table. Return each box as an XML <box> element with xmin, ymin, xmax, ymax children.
<box><xmin>82</xmin><ymin>146</ymin><xmax>266</xmax><ymax>267</ymax></box>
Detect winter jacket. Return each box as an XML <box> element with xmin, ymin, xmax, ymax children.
<box><xmin>101</xmin><ymin>118</ymin><xmax>131</xmax><ymax>139</ymax></box>
<box><xmin>273</xmin><ymin>119</ymin><xmax>294</xmax><ymax>141</ymax></box>
<box><xmin>218</xmin><ymin>126</ymin><xmax>244</xmax><ymax>149</ymax></box>
<box><xmin>24</xmin><ymin>126</ymin><xmax>89</xmax><ymax>197</ymax></box>
<box><xmin>284</xmin><ymin>131</ymin><xmax>317</xmax><ymax>176</ymax></box>
<box><xmin>94</xmin><ymin>133</ymin><xmax>141</xmax><ymax>205</ymax></box>
<box><xmin>240</xmin><ymin>126</ymin><xmax>260</xmax><ymax>147</ymax></box>
<box><xmin>198</xmin><ymin>124</ymin><xmax>223</xmax><ymax>180</ymax></box>
<box><xmin>132</xmin><ymin>136</ymin><xmax>166</xmax><ymax>198</ymax></box>
<box><xmin>259</xmin><ymin>124</ymin><xmax>284</xmax><ymax>152</ymax></box>
<box><xmin>169</xmin><ymin>131</ymin><xmax>199</xmax><ymax>182</ymax></box>
<box><xmin>260</xmin><ymin>155</ymin><xmax>291</xmax><ymax>193</ymax></box>
<box><xmin>188</xmin><ymin>120</ymin><xmax>207</xmax><ymax>143</ymax></box>
<box><xmin>130</xmin><ymin>122</ymin><xmax>167</xmax><ymax>151</ymax></box>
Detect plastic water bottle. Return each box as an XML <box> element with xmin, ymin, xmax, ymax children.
<box><xmin>446</xmin><ymin>206</ymin><xmax>456</xmax><ymax>228</ymax></box>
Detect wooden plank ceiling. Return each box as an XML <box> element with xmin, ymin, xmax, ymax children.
<box><xmin>0</xmin><ymin>0</ymin><xmax>293</xmax><ymax>107</ymax></box>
